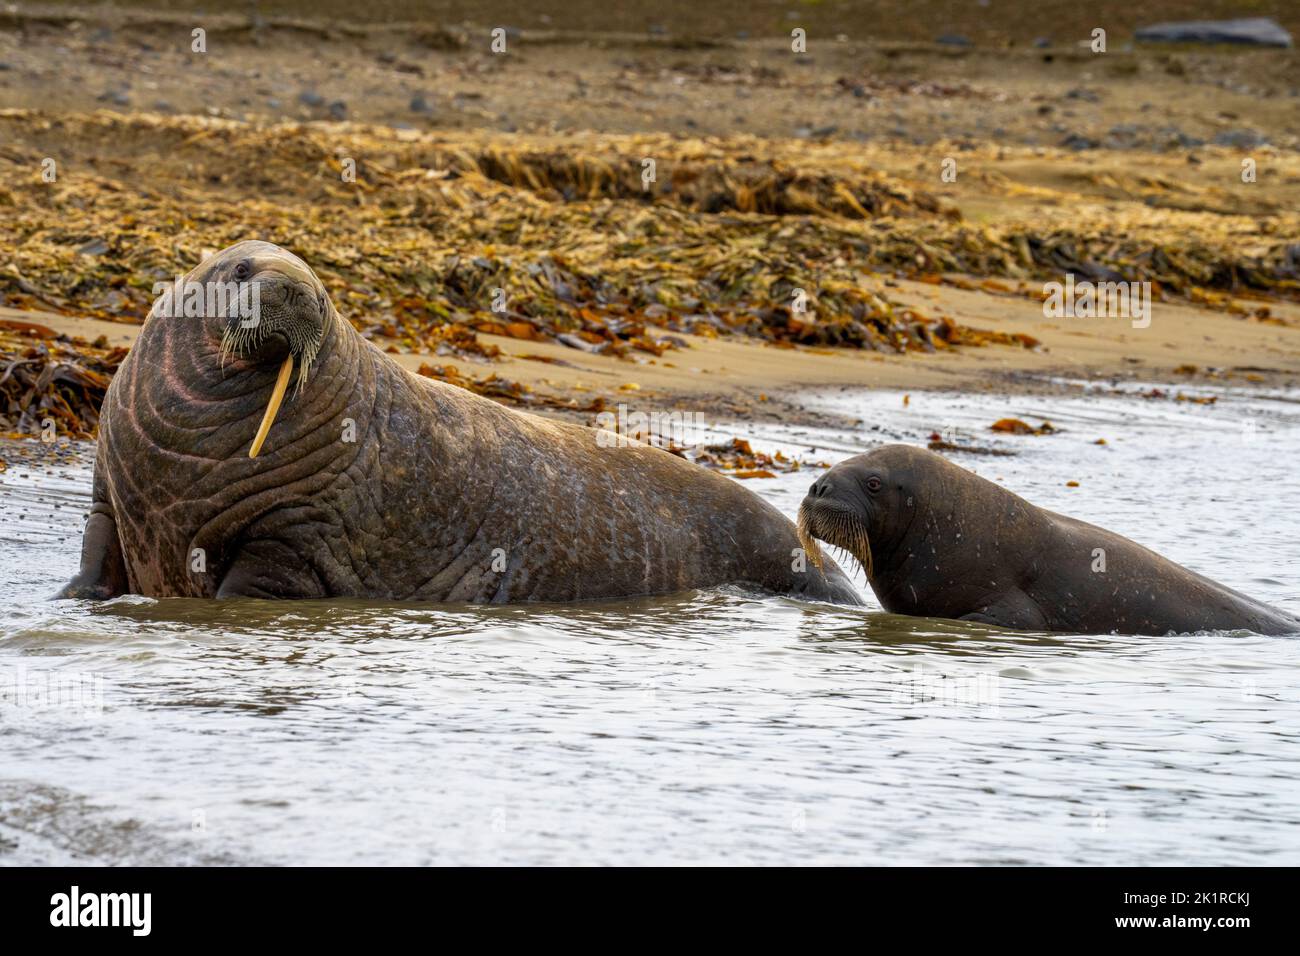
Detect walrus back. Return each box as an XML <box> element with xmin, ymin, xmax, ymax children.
<box><xmin>376</xmin><ymin>356</ymin><xmax>862</xmax><ymax>604</ymax></box>
<box><xmin>1041</xmin><ymin>512</ymin><xmax>1299</xmax><ymax>635</ymax></box>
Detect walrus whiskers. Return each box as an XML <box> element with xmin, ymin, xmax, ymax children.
<box><xmin>248</xmin><ymin>354</ymin><xmax>294</xmax><ymax>458</ymax></box>
<box><xmin>797</xmin><ymin>503</ymin><xmax>873</xmax><ymax>581</ymax></box>
<box><xmin>832</xmin><ymin>517</ymin><xmax>873</xmax><ymax>581</ymax></box>
<box><xmin>796</xmin><ymin>508</ymin><xmax>826</xmax><ymax>570</ymax></box>
<box><xmin>219</xmin><ymin>301</ymin><xmax>323</xmax><ymax>458</ymax></box>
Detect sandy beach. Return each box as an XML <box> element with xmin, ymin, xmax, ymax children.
<box><xmin>3</xmin><ymin>3</ymin><xmax>1300</xmax><ymax>447</ymax></box>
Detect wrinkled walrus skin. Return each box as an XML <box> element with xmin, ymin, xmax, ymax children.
<box><xmin>799</xmin><ymin>444</ymin><xmax>1298</xmax><ymax>636</ymax></box>
<box><xmin>57</xmin><ymin>241</ymin><xmax>862</xmax><ymax>606</ymax></box>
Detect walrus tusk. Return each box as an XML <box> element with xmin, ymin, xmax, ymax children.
<box><xmin>795</xmin><ymin>508</ymin><xmax>825</xmax><ymax>571</ymax></box>
<box><xmin>248</xmin><ymin>354</ymin><xmax>295</xmax><ymax>458</ymax></box>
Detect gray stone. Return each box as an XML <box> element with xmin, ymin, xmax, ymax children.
<box><xmin>1213</xmin><ymin>129</ymin><xmax>1267</xmax><ymax>148</ymax></box>
<box><xmin>1060</xmin><ymin>133</ymin><xmax>1098</xmax><ymax>151</ymax></box>
<box><xmin>1135</xmin><ymin>18</ymin><xmax>1292</xmax><ymax>48</ymax></box>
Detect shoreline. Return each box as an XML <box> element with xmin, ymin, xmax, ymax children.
<box><xmin>5</xmin><ymin>272</ymin><xmax>1298</xmax><ymax>435</ymax></box>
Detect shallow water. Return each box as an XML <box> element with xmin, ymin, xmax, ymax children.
<box><xmin>1</xmin><ymin>383</ymin><xmax>1298</xmax><ymax>865</ymax></box>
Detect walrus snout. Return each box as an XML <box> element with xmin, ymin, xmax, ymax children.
<box><xmin>797</xmin><ymin>473</ymin><xmax>875</xmax><ymax>580</ymax></box>
<box><xmin>240</xmin><ymin>328</ymin><xmax>292</xmax><ymax>364</ymax></box>
<box><xmin>254</xmin><ymin>271</ymin><xmax>322</xmax><ymax>312</ymax></box>
<box><xmin>205</xmin><ymin>244</ymin><xmax>335</xmax><ymax>459</ymax></box>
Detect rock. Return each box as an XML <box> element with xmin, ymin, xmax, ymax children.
<box><xmin>1213</xmin><ymin>129</ymin><xmax>1267</xmax><ymax>148</ymax></box>
<box><xmin>1158</xmin><ymin>127</ymin><xmax>1205</xmax><ymax>148</ymax></box>
<box><xmin>298</xmin><ymin>90</ymin><xmax>324</xmax><ymax>107</ymax></box>
<box><xmin>1060</xmin><ymin>133</ymin><xmax>1098</xmax><ymax>151</ymax></box>
<box><xmin>936</xmin><ymin>34</ymin><xmax>973</xmax><ymax>47</ymax></box>
<box><xmin>1135</xmin><ymin>17</ymin><xmax>1292</xmax><ymax>48</ymax></box>
<box><xmin>96</xmin><ymin>89</ymin><xmax>130</xmax><ymax>107</ymax></box>
<box><xmin>409</xmin><ymin>95</ymin><xmax>432</xmax><ymax>114</ymax></box>
<box><xmin>1064</xmin><ymin>87</ymin><xmax>1101</xmax><ymax>102</ymax></box>
<box><xmin>328</xmin><ymin>100</ymin><xmax>348</xmax><ymax>121</ymax></box>
<box><xmin>1104</xmin><ymin>126</ymin><xmax>1139</xmax><ymax>149</ymax></box>
<box><xmin>1033</xmin><ymin>37</ymin><xmax>1051</xmax><ymax>49</ymax></box>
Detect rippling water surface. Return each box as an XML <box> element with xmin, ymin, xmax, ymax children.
<box><xmin>2</xmin><ymin>384</ymin><xmax>1298</xmax><ymax>865</ymax></box>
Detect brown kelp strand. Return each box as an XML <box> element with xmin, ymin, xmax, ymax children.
<box><xmin>0</xmin><ymin>326</ymin><xmax>127</xmax><ymax>439</ymax></box>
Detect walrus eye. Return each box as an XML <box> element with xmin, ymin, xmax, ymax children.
<box><xmin>233</xmin><ymin>260</ymin><xmax>251</xmax><ymax>280</ymax></box>
<box><xmin>866</xmin><ymin>476</ymin><xmax>883</xmax><ymax>493</ymax></box>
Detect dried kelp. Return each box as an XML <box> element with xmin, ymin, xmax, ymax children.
<box><xmin>2</xmin><ymin>110</ymin><xmax>1292</xmax><ymax>394</ymax></box>
<box><xmin>0</xmin><ymin>110</ymin><xmax>1016</xmax><ymax>359</ymax></box>
<box><xmin>683</xmin><ymin>437</ymin><xmax>814</xmax><ymax>477</ymax></box>
<box><xmin>415</xmin><ymin>362</ymin><xmax>606</xmax><ymax>411</ymax></box>
<box><xmin>0</xmin><ymin>328</ymin><xmax>126</xmax><ymax>438</ymax></box>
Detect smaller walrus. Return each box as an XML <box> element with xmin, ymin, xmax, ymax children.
<box><xmin>798</xmin><ymin>444</ymin><xmax>1299</xmax><ymax>636</ymax></box>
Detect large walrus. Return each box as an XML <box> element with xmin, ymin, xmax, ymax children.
<box><xmin>56</xmin><ymin>240</ymin><xmax>861</xmax><ymax>605</ymax></box>
<box><xmin>798</xmin><ymin>444</ymin><xmax>1298</xmax><ymax>635</ymax></box>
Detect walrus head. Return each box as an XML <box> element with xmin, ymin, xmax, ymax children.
<box><xmin>167</xmin><ymin>240</ymin><xmax>334</xmax><ymax>458</ymax></box>
<box><xmin>797</xmin><ymin>444</ymin><xmax>923</xmax><ymax>582</ymax></box>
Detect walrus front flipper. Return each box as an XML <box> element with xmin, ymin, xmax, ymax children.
<box><xmin>958</xmin><ymin>591</ymin><xmax>1048</xmax><ymax>632</ymax></box>
<box><xmin>55</xmin><ymin>505</ymin><xmax>128</xmax><ymax>600</ymax></box>
<box><xmin>216</xmin><ymin>540</ymin><xmax>328</xmax><ymax>600</ymax></box>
